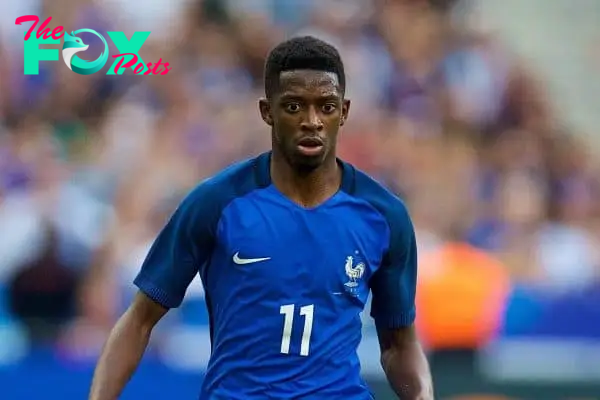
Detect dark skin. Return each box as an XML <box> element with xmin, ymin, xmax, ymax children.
<box><xmin>89</xmin><ymin>69</ymin><xmax>432</xmax><ymax>400</ymax></box>
<box><xmin>259</xmin><ymin>70</ymin><xmax>349</xmax><ymax>208</ymax></box>
<box><xmin>378</xmin><ymin>325</ymin><xmax>434</xmax><ymax>399</ymax></box>
<box><xmin>89</xmin><ymin>292</ymin><xmax>167</xmax><ymax>400</ymax></box>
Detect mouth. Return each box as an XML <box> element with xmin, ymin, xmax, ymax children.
<box><xmin>296</xmin><ymin>137</ymin><xmax>324</xmax><ymax>157</ymax></box>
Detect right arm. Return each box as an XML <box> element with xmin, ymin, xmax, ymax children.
<box><xmin>88</xmin><ymin>292</ymin><xmax>167</xmax><ymax>400</ymax></box>
<box><xmin>89</xmin><ymin>184</ymin><xmax>219</xmax><ymax>400</ymax></box>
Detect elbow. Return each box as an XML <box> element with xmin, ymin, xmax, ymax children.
<box><xmin>379</xmin><ymin>347</ymin><xmax>395</xmax><ymax>375</ymax></box>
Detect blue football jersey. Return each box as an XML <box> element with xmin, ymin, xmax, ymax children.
<box><xmin>134</xmin><ymin>152</ymin><xmax>417</xmax><ymax>399</ymax></box>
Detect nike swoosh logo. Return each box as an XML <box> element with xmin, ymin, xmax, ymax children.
<box><xmin>232</xmin><ymin>252</ymin><xmax>271</xmax><ymax>265</ymax></box>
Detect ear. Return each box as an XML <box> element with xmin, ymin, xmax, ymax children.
<box><xmin>258</xmin><ymin>98</ymin><xmax>273</xmax><ymax>126</ymax></box>
<box><xmin>340</xmin><ymin>99</ymin><xmax>351</xmax><ymax>126</ymax></box>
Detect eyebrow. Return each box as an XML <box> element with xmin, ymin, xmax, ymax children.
<box><xmin>278</xmin><ymin>93</ymin><xmax>340</xmax><ymax>101</ymax></box>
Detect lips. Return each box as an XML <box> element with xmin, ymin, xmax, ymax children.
<box><xmin>297</xmin><ymin>137</ymin><xmax>323</xmax><ymax>147</ymax></box>
<box><xmin>296</xmin><ymin>136</ymin><xmax>325</xmax><ymax>157</ymax></box>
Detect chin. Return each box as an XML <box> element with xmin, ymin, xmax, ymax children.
<box><xmin>294</xmin><ymin>160</ymin><xmax>322</xmax><ymax>173</ymax></box>
<box><xmin>291</xmin><ymin>152</ymin><xmax>326</xmax><ymax>172</ymax></box>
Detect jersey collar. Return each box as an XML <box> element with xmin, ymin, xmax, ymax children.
<box><xmin>255</xmin><ymin>151</ymin><xmax>355</xmax><ymax>193</ymax></box>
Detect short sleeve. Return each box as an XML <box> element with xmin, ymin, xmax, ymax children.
<box><xmin>369</xmin><ymin>203</ymin><xmax>417</xmax><ymax>329</ymax></box>
<box><xmin>133</xmin><ymin>184</ymin><xmax>220</xmax><ymax>309</ymax></box>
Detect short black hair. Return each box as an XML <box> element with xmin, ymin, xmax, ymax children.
<box><xmin>264</xmin><ymin>36</ymin><xmax>346</xmax><ymax>99</ymax></box>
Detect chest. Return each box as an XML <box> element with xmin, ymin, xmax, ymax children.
<box><xmin>213</xmin><ymin>200</ymin><xmax>389</xmax><ymax>302</ymax></box>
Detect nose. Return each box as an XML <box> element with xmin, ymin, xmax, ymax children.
<box><xmin>300</xmin><ymin>107</ymin><xmax>323</xmax><ymax>132</ymax></box>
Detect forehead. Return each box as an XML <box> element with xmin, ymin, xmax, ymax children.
<box><xmin>277</xmin><ymin>70</ymin><xmax>341</xmax><ymax>98</ymax></box>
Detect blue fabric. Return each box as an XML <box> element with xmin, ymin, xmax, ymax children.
<box><xmin>134</xmin><ymin>152</ymin><xmax>415</xmax><ymax>399</ymax></box>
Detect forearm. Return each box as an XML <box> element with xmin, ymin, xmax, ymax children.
<box><xmin>89</xmin><ymin>311</ymin><xmax>153</xmax><ymax>400</ymax></box>
<box><xmin>381</xmin><ymin>340</ymin><xmax>433</xmax><ymax>399</ymax></box>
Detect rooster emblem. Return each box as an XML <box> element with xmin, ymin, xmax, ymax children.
<box><xmin>344</xmin><ymin>255</ymin><xmax>365</xmax><ymax>288</ymax></box>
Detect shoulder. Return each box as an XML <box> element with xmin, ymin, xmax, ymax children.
<box><xmin>345</xmin><ymin>162</ymin><xmax>412</xmax><ymax>230</ymax></box>
<box><xmin>180</xmin><ymin>153</ymin><xmax>267</xmax><ymax>218</ymax></box>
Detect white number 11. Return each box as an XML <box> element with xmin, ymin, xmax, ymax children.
<box><xmin>279</xmin><ymin>304</ymin><xmax>314</xmax><ymax>356</ymax></box>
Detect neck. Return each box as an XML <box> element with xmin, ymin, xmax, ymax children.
<box><xmin>270</xmin><ymin>150</ymin><xmax>342</xmax><ymax>208</ymax></box>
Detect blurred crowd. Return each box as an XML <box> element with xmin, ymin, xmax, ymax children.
<box><xmin>0</xmin><ymin>0</ymin><xmax>599</xmax><ymax>361</ymax></box>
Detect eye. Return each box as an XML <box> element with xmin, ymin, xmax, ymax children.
<box><xmin>322</xmin><ymin>104</ymin><xmax>337</xmax><ymax>114</ymax></box>
<box><xmin>285</xmin><ymin>103</ymin><xmax>301</xmax><ymax>113</ymax></box>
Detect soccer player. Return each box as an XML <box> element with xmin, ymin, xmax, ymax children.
<box><xmin>89</xmin><ymin>36</ymin><xmax>433</xmax><ymax>400</ymax></box>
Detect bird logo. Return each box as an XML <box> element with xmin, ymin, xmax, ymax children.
<box><xmin>61</xmin><ymin>29</ymin><xmax>109</xmax><ymax>75</ymax></box>
<box><xmin>344</xmin><ymin>255</ymin><xmax>365</xmax><ymax>288</ymax></box>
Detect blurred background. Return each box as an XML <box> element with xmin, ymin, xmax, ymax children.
<box><xmin>0</xmin><ymin>0</ymin><xmax>599</xmax><ymax>398</ymax></box>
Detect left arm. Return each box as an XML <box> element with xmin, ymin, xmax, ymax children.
<box><xmin>369</xmin><ymin>203</ymin><xmax>433</xmax><ymax>399</ymax></box>
<box><xmin>376</xmin><ymin>324</ymin><xmax>432</xmax><ymax>399</ymax></box>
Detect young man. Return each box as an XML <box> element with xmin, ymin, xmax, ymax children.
<box><xmin>89</xmin><ymin>36</ymin><xmax>433</xmax><ymax>400</ymax></box>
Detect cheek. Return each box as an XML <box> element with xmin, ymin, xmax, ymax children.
<box><xmin>324</xmin><ymin>118</ymin><xmax>342</xmax><ymax>133</ymax></box>
<box><xmin>272</xmin><ymin>120</ymin><xmax>294</xmax><ymax>143</ymax></box>
<box><xmin>274</xmin><ymin>115</ymin><xmax>297</xmax><ymax>132</ymax></box>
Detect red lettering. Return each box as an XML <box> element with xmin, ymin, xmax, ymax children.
<box><xmin>15</xmin><ymin>16</ymin><xmax>63</xmax><ymax>40</ymax></box>
<box><xmin>112</xmin><ymin>53</ymin><xmax>139</xmax><ymax>74</ymax></box>
<box><xmin>143</xmin><ymin>62</ymin><xmax>153</xmax><ymax>75</ymax></box>
<box><xmin>160</xmin><ymin>63</ymin><xmax>172</xmax><ymax>75</ymax></box>
<box><xmin>109</xmin><ymin>54</ymin><xmax>172</xmax><ymax>76</ymax></box>
<box><xmin>51</xmin><ymin>26</ymin><xmax>64</xmax><ymax>40</ymax></box>
<box><xmin>36</xmin><ymin>17</ymin><xmax>51</xmax><ymax>39</ymax></box>
<box><xmin>151</xmin><ymin>58</ymin><xmax>165</xmax><ymax>75</ymax></box>
<box><xmin>133</xmin><ymin>62</ymin><xmax>145</xmax><ymax>75</ymax></box>
<box><xmin>15</xmin><ymin>15</ymin><xmax>39</xmax><ymax>41</ymax></box>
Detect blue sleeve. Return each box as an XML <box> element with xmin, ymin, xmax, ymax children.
<box><xmin>133</xmin><ymin>183</ymin><xmax>220</xmax><ymax>309</ymax></box>
<box><xmin>369</xmin><ymin>202</ymin><xmax>417</xmax><ymax>329</ymax></box>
